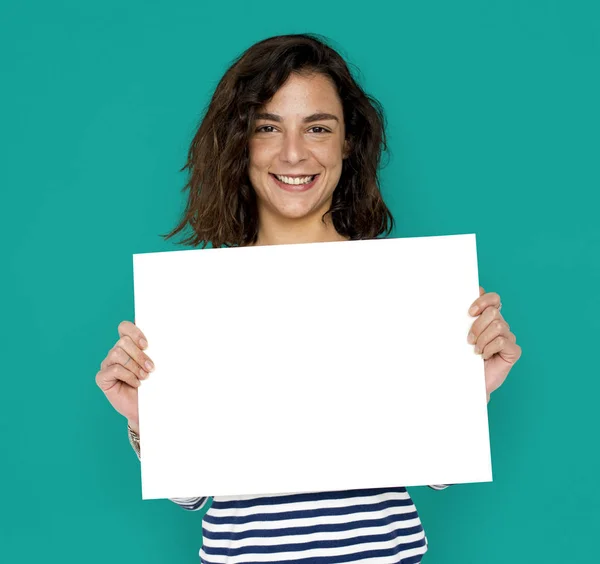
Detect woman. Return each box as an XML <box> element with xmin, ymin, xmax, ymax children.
<box><xmin>96</xmin><ymin>33</ymin><xmax>521</xmax><ymax>563</ymax></box>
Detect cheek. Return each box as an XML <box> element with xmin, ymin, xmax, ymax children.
<box><xmin>248</xmin><ymin>140</ymin><xmax>276</xmax><ymax>167</ymax></box>
<box><xmin>247</xmin><ymin>143</ymin><xmax>264</xmax><ymax>172</ymax></box>
<box><xmin>316</xmin><ymin>141</ymin><xmax>345</xmax><ymax>167</ymax></box>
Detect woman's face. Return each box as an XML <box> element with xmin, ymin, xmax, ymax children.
<box><xmin>248</xmin><ymin>72</ymin><xmax>349</xmax><ymax>222</ymax></box>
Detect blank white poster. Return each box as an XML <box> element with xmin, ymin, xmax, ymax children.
<box><xmin>133</xmin><ymin>233</ymin><xmax>492</xmax><ymax>500</ymax></box>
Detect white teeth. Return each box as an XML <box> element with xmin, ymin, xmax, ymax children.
<box><xmin>274</xmin><ymin>174</ymin><xmax>315</xmax><ymax>185</ymax></box>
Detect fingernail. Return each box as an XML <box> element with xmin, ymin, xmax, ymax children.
<box><xmin>469</xmin><ymin>306</ymin><xmax>478</xmax><ymax>316</ymax></box>
<box><xmin>140</xmin><ymin>370</ymin><xmax>148</xmax><ymax>379</ymax></box>
<box><xmin>145</xmin><ymin>360</ymin><xmax>154</xmax><ymax>371</ymax></box>
<box><xmin>474</xmin><ymin>346</ymin><xmax>481</xmax><ymax>354</ymax></box>
<box><xmin>140</xmin><ymin>338</ymin><xmax>148</xmax><ymax>349</ymax></box>
<box><xmin>467</xmin><ymin>332</ymin><xmax>475</xmax><ymax>344</ymax></box>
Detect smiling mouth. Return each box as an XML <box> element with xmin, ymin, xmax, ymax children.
<box><xmin>269</xmin><ymin>173</ymin><xmax>320</xmax><ymax>192</ymax></box>
<box><xmin>270</xmin><ymin>173</ymin><xmax>318</xmax><ymax>186</ymax></box>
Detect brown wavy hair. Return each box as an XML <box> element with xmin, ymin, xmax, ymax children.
<box><xmin>162</xmin><ymin>33</ymin><xmax>394</xmax><ymax>249</ymax></box>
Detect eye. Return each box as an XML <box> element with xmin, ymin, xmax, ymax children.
<box><xmin>255</xmin><ymin>125</ymin><xmax>331</xmax><ymax>134</ymax></box>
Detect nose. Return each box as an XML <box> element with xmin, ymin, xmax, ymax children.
<box><xmin>279</xmin><ymin>130</ymin><xmax>309</xmax><ymax>165</ymax></box>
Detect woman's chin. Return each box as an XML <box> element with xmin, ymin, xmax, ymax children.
<box><xmin>263</xmin><ymin>192</ymin><xmax>324</xmax><ymax>219</ymax></box>
<box><xmin>273</xmin><ymin>204</ymin><xmax>318</xmax><ymax>220</ymax></box>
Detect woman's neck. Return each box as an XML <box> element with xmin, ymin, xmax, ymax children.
<box><xmin>252</xmin><ymin>208</ymin><xmax>348</xmax><ymax>247</ymax></box>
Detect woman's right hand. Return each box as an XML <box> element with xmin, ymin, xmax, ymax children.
<box><xmin>95</xmin><ymin>320</ymin><xmax>155</xmax><ymax>434</ymax></box>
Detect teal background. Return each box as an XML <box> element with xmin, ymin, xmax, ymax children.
<box><xmin>1</xmin><ymin>0</ymin><xmax>598</xmax><ymax>562</ymax></box>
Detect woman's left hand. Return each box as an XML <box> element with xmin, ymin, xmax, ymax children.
<box><xmin>467</xmin><ymin>286</ymin><xmax>522</xmax><ymax>402</ymax></box>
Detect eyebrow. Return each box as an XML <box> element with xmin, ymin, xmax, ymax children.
<box><xmin>254</xmin><ymin>112</ymin><xmax>339</xmax><ymax>123</ymax></box>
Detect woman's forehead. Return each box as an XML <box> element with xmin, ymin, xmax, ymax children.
<box><xmin>259</xmin><ymin>73</ymin><xmax>343</xmax><ymax>116</ymax></box>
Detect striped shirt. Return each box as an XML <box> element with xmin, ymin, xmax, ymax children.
<box><xmin>129</xmin><ymin>429</ymin><xmax>448</xmax><ymax>563</ymax></box>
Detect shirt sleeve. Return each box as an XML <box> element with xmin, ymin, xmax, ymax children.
<box><xmin>127</xmin><ymin>425</ymin><xmax>212</xmax><ymax>511</ymax></box>
<box><xmin>167</xmin><ymin>495</ymin><xmax>212</xmax><ymax>511</ymax></box>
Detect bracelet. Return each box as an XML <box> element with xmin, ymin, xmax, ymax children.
<box><xmin>128</xmin><ymin>423</ymin><xmax>141</xmax><ymax>458</ymax></box>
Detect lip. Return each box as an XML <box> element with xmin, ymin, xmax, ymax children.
<box><xmin>269</xmin><ymin>173</ymin><xmax>320</xmax><ymax>193</ymax></box>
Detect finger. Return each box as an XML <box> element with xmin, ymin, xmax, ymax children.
<box><xmin>118</xmin><ymin>320</ymin><xmax>149</xmax><ymax>350</ymax></box>
<box><xmin>103</xmin><ymin>335</ymin><xmax>154</xmax><ymax>377</ymax></box>
<box><xmin>96</xmin><ymin>363</ymin><xmax>141</xmax><ymax>392</ymax></box>
<box><xmin>468</xmin><ymin>306</ymin><xmax>506</xmax><ymax>345</ymax></box>
<box><xmin>482</xmin><ymin>336</ymin><xmax>522</xmax><ymax>363</ymax></box>
<box><xmin>101</xmin><ymin>341</ymin><xmax>149</xmax><ymax>380</ymax></box>
<box><xmin>469</xmin><ymin>291</ymin><xmax>501</xmax><ymax>317</ymax></box>
<box><xmin>479</xmin><ymin>286</ymin><xmax>485</xmax><ymax>296</ymax></box>
<box><xmin>480</xmin><ymin>334</ymin><xmax>509</xmax><ymax>360</ymax></box>
<box><xmin>472</xmin><ymin>317</ymin><xmax>511</xmax><ymax>355</ymax></box>
<box><xmin>495</xmin><ymin>340</ymin><xmax>522</xmax><ymax>363</ymax></box>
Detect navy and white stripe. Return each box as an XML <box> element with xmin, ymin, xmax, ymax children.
<box><xmin>169</xmin><ymin>485</ymin><xmax>448</xmax><ymax>563</ymax></box>
<box><xmin>132</xmin><ymin>443</ymin><xmax>449</xmax><ymax>562</ymax></box>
